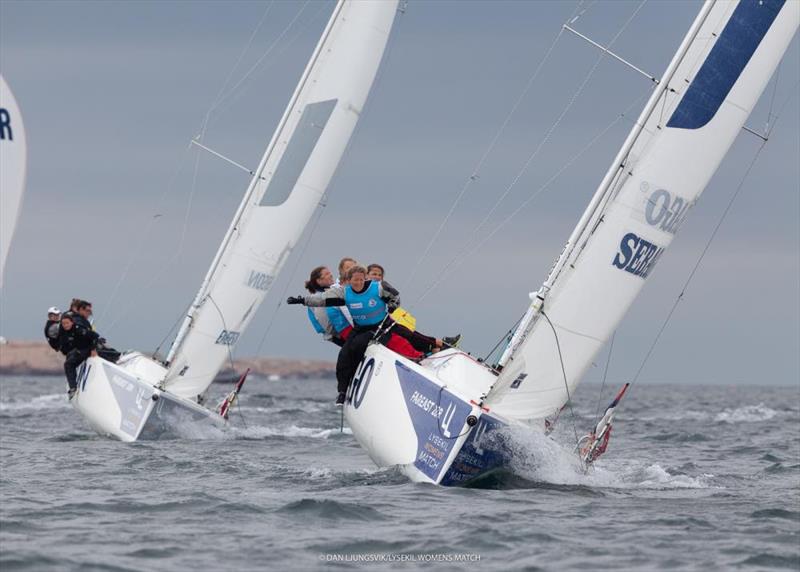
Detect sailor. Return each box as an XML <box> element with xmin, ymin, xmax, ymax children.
<box><xmin>73</xmin><ymin>299</ymin><xmax>121</xmax><ymax>363</ymax></box>
<box><xmin>337</xmin><ymin>257</ymin><xmax>357</xmax><ymax>286</ymax></box>
<box><xmin>58</xmin><ymin>314</ymin><xmax>99</xmax><ymax>399</ymax></box>
<box><xmin>366</xmin><ymin>263</ymin><xmax>384</xmax><ymax>281</ymax></box>
<box><xmin>73</xmin><ymin>299</ymin><xmax>94</xmax><ymax>330</ymax></box>
<box><xmin>304</xmin><ymin>266</ymin><xmax>353</xmax><ymax>347</ymax></box>
<box><xmin>288</xmin><ymin>266</ymin><xmax>458</xmax><ymax>405</ymax></box>
<box><xmin>43</xmin><ymin>307</ymin><xmax>61</xmax><ymax>351</ymax></box>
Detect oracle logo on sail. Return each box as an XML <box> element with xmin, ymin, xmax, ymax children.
<box><xmin>641</xmin><ymin>187</ymin><xmax>692</xmax><ymax>235</ymax></box>
<box><xmin>245</xmin><ymin>270</ymin><xmax>274</xmax><ymax>291</ymax></box>
<box><xmin>612</xmin><ymin>232</ymin><xmax>664</xmax><ymax>279</ymax></box>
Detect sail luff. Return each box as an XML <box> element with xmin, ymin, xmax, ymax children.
<box><xmin>165</xmin><ymin>1</ymin><xmax>347</xmax><ymax>367</ymax></box>
<box><xmin>497</xmin><ymin>0</ymin><xmax>717</xmax><ymax>371</ymax></box>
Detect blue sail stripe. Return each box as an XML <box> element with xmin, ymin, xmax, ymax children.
<box><xmin>667</xmin><ymin>0</ymin><xmax>785</xmax><ymax>130</ymax></box>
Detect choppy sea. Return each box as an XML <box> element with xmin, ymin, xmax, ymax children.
<box><xmin>1</xmin><ymin>375</ymin><xmax>798</xmax><ymax>571</ymax></box>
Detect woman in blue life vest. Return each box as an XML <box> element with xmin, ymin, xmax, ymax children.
<box><xmin>304</xmin><ymin>266</ymin><xmax>353</xmax><ymax>347</ymax></box>
<box><xmin>288</xmin><ymin>265</ymin><xmax>458</xmax><ymax>405</ymax></box>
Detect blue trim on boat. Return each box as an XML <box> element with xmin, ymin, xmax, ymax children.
<box><xmin>395</xmin><ymin>361</ymin><xmax>473</xmax><ymax>482</ymax></box>
<box><xmin>439</xmin><ymin>413</ymin><xmax>511</xmax><ymax>486</ymax></box>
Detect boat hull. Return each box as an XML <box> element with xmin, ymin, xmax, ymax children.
<box><xmin>344</xmin><ymin>344</ymin><xmax>512</xmax><ymax>486</ymax></box>
<box><xmin>71</xmin><ymin>354</ymin><xmax>221</xmax><ymax>442</ymax></box>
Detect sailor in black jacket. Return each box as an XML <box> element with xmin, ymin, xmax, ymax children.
<box><xmin>58</xmin><ymin>314</ymin><xmax>99</xmax><ymax>397</ymax></box>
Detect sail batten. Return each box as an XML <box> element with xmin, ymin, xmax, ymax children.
<box><xmin>163</xmin><ymin>1</ymin><xmax>399</xmax><ymax>399</ymax></box>
<box><xmin>487</xmin><ymin>0</ymin><xmax>798</xmax><ymax>421</ymax></box>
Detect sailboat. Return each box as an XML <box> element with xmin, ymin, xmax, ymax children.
<box><xmin>344</xmin><ymin>0</ymin><xmax>799</xmax><ymax>485</ymax></box>
<box><xmin>0</xmin><ymin>74</ymin><xmax>27</xmax><ymax>290</ymax></box>
<box><xmin>71</xmin><ymin>1</ymin><xmax>399</xmax><ymax>441</ymax></box>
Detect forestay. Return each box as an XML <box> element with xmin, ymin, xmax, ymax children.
<box><xmin>487</xmin><ymin>0</ymin><xmax>798</xmax><ymax>421</ymax></box>
<box><xmin>0</xmin><ymin>75</ymin><xmax>27</xmax><ymax>287</ymax></box>
<box><xmin>164</xmin><ymin>1</ymin><xmax>399</xmax><ymax>399</ymax></box>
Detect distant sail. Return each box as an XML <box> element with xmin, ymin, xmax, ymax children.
<box><xmin>0</xmin><ymin>75</ymin><xmax>27</xmax><ymax>287</ymax></box>
<box><xmin>164</xmin><ymin>1</ymin><xmax>399</xmax><ymax>399</ymax></box>
<box><xmin>488</xmin><ymin>0</ymin><xmax>799</xmax><ymax>421</ymax></box>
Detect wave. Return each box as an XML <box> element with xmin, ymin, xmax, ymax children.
<box><xmin>0</xmin><ymin>393</ymin><xmax>69</xmax><ymax>412</ymax></box>
<box><xmin>714</xmin><ymin>404</ymin><xmax>778</xmax><ymax>423</ymax></box>
<box><xmin>502</xmin><ymin>425</ymin><xmax>714</xmax><ymax>490</ymax></box>
<box><xmin>170</xmin><ymin>421</ymin><xmax>353</xmax><ymax>441</ymax></box>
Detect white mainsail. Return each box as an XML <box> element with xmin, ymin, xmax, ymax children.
<box><xmin>163</xmin><ymin>1</ymin><xmax>399</xmax><ymax>400</ymax></box>
<box><xmin>0</xmin><ymin>75</ymin><xmax>27</xmax><ymax>287</ymax></box>
<box><xmin>487</xmin><ymin>0</ymin><xmax>799</xmax><ymax>421</ymax></box>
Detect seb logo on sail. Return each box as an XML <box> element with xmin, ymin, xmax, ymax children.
<box><xmin>612</xmin><ymin>185</ymin><xmax>691</xmax><ymax>279</ymax></box>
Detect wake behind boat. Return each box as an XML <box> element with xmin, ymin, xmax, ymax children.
<box><xmin>344</xmin><ymin>0</ymin><xmax>799</xmax><ymax>485</ymax></box>
<box><xmin>71</xmin><ymin>0</ymin><xmax>400</xmax><ymax>441</ymax></box>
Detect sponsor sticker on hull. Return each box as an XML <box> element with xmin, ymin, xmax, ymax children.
<box><xmin>395</xmin><ymin>361</ymin><xmax>472</xmax><ymax>482</ymax></box>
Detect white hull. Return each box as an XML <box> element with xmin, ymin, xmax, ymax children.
<box><xmin>71</xmin><ymin>352</ymin><xmax>222</xmax><ymax>442</ymax></box>
<box><xmin>344</xmin><ymin>345</ymin><xmax>515</xmax><ymax>486</ymax></box>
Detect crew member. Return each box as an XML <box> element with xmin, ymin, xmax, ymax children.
<box><xmin>366</xmin><ymin>264</ymin><xmax>384</xmax><ymax>282</ymax></box>
<box><xmin>44</xmin><ymin>307</ymin><xmax>61</xmax><ymax>351</ymax></box>
<box><xmin>304</xmin><ymin>266</ymin><xmax>353</xmax><ymax>347</ymax></box>
<box><xmin>288</xmin><ymin>266</ymin><xmax>458</xmax><ymax>405</ymax></box>
<box><xmin>58</xmin><ymin>314</ymin><xmax>99</xmax><ymax>399</ymax></box>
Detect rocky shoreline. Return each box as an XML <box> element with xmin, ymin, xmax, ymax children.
<box><xmin>0</xmin><ymin>341</ymin><xmax>335</xmax><ymax>382</ymax></box>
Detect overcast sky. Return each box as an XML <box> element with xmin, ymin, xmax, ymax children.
<box><xmin>1</xmin><ymin>0</ymin><xmax>798</xmax><ymax>387</ymax></box>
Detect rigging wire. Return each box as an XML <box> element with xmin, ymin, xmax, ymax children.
<box><xmin>415</xmin><ymin>91</ymin><xmax>648</xmax><ymax>304</ymax></box>
<box><xmin>105</xmin><ymin>2</ymin><xmax>319</xmax><ymax>339</ymax></box>
<box><xmin>625</xmin><ymin>81</ymin><xmax>799</xmax><ymax>394</ymax></box>
<box><xmin>413</xmin><ymin>0</ymin><xmax>650</xmax><ymax>304</ymax></box>
<box><xmin>482</xmin><ymin>313</ymin><xmax>526</xmax><ymax>365</ymax></box>
<box><xmin>403</xmin><ymin>0</ymin><xmax>589</xmax><ymax>293</ymax></box>
<box><xmin>100</xmin><ymin>140</ymin><xmax>194</xmax><ymax>332</ymax></box>
<box><xmin>199</xmin><ymin>0</ymin><xmax>276</xmax><ymax>136</ymax></box>
<box><xmin>205</xmin><ymin>0</ymin><xmax>313</xmax><ymax>124</ymax></box>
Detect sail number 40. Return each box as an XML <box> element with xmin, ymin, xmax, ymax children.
<box><xmin>348</xmin><ymin>358</ymin><xmax>375</xmax><ymax>409</ymax></box>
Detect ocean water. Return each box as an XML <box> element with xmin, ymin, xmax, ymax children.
<box><xmin>0</xmin><ymin>375</ymin><xmax>798</xmax><ymax>571</ymax></box>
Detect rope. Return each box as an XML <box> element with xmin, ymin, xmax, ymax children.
<box><xmin>403</xmin><ymin>0</ymin><xmax>584</xmax><ymax>293</ymax></box>
<box><xmin>541</xmin><ymin>310</ymin><xmax>581</xmax><ymax>447</ymax></box>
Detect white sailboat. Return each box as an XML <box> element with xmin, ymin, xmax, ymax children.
<box><xmin>0</xmin><ymin>74</ymin><xmax>27</xmax><ymax>289</ymax></box>
<box><xmin>71</xmin><ymin>1</ymin><xmax>399</xmax><ymax>441</ymax></box>
<box><xmin>344</xmin><ymin>0</ymin><xmax>799</xmax><ymax>485</ymax></box>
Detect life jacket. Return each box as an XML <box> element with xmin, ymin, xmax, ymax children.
<box><xmin>345</xmin><ymin>281</ymin><xmax>386</xmax><ymax>326</ymax></box>
<box><xmin>307</xmin><ymin>306</ymin><xmax>352</xmax><ymax>339</ymax></box>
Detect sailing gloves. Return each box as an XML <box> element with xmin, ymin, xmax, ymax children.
<box><xmin>286</xmin><ymin>296</ymin><xmax>305</xmax><ymax>305</ymax></box>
